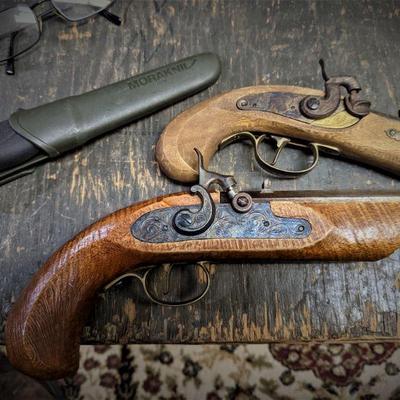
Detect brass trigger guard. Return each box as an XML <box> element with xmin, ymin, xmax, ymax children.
<box><xmin>219</xmin><ymin>131</ymin><xmax>340</xmax><ymax>178</ymax></box>
<box><xmin>104</xmin><ymin>262</ymin><xmax>211</xmax><ymax>307</ymax></box>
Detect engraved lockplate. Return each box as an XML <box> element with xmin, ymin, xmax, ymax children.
<box><xmin>131</xmin><ymin>201</ymin><xmax>311</xmax><ymax>243</ymax></box>
<box><xmin>237</xmin><ymin>92</ymin><xmax>311</xmax><ymax>122</ymax></box>
<box><xmin>236</xmin><ymin>92</ymin><xmax>358</xmax><ymax>128</ymax></box>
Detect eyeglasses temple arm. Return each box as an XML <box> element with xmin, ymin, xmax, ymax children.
<box><xmin>5</xmin><ymin>32</ymin><xmax>17</xmax><ymax>75</ymax></box>
<box><xmin>99</xmin><ymin>9</ymin><xmax>121</xmax><ymax>26</ymax></box>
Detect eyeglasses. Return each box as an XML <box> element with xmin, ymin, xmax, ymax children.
<box><xmin>0</xmin><ymin>0</ymin><xmax>121</xmax><ymax>75</ymax></box>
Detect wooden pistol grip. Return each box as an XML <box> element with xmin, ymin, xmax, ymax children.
<box><xmin>5</xmin><ymin>192</ymin><xmax>400</xmax><ymax>379</ymax></box>
<box><xmin>156</xmin><ymin>85</ymin><xmax>400</xmax><ymax>182</ymax></box>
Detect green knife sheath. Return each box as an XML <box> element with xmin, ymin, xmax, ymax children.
<box><xmin>1</xmin><ymin>53</ymin><xmax>221</xmax><ymax>184</ymax></box>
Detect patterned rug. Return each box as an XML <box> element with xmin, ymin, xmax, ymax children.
<box><xmin>2</xmin><ymin>343</ymin><xmax>400</xmax><ymax>399</ymax></box>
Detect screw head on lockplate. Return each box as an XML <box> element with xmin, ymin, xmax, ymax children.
<box><xmin>237</xmin><ymin>99</ymin><xmax>248</xmax><ymax>108</ymax></box>
<box><xmin>176</xmin><ymin>212</ymin><xmax>193</xmax><ymax>227</ymax></box>
<box><xmin>232</xmin><ymin>193</ymin><xmax>253</xmax><ymax>213</ymax></box>
<box><xmin>306</xmin><ymin>97</ymin><xmax>320</xmax><ymax>110</ymax></box>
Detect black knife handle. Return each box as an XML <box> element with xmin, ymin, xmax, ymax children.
<box><xmin>0</xmin><ymin>120</ymin><xmax>40</xmax><ymax>172</ymax></box>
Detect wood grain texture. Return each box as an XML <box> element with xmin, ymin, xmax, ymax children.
<box><xmin>1</xmin><ymin>0</ymin><xmax>400</xmax><ymax>348</ymax></box>
<box><xmin>5</xmin><ymin>192</ymin><xmax>400</xmax><ymax>379</ymax></box>
<box><xmin>156</xmin><ymin>85</ymin><xmax>400</xmax><ymax>182</ymax></box>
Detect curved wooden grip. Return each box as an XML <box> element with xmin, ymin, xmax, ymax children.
<box><xmin>156</xmin><ymin>85</ymin><xmax>400</xmax><ymax>182</ymax></box>
<box><xmin>5</xmin><ymin>199</ymin><xmax>151</xmax><ymax>379</ymax></box>
<box><xmin>5</xmin><ymin>192</ymin><xmax>400</xmax><ymax>379</ymax></box>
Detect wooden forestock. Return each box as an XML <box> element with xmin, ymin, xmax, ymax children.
<box><xmin>156</xmin><ymin>86</ymin><xmax>400</xmax><ymax>182</ymax></box>
<box><xmin>5</xmin><ymin>192</ymin><xmax>400</xmax><ymax>379</ymax></box>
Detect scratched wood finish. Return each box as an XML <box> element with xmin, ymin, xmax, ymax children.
<box><xmin>0</xmin><ymin>0</ymin><xmax>400</xmax><ymax>348</ymax></box>
<box><xmin>6</xmin><ymin>193</ymin><xmax>400</xmax><ymax>379</ymax></box>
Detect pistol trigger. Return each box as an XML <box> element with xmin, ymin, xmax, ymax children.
<box><xmin>144</xmin><ymin>262</ymin><xmax>211</xmax><ymax>307</ymax></box>
<box><xmin>162</xmin><ymin>263</ymin><xmax>174</xmax><ymax>295</ymax></box>
<box><xmin>272</xmin><ymin>135</ymin><xmax>291</xmax><ymax>148</ymax></box>
<box><xmin>269</xmin><ymin>135</ymin><xmax>291</xmax><ymax>166</ymax></box>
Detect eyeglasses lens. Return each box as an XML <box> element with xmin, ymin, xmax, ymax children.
<box><xmin>51</xmin><ymin>0</ymin><xmax>113</xmax><ymax>21</ymax></box>
<box><xmin>0</xmin><ymin>4</ymin><xmax>40</xmax><ymax>63</ymax></box>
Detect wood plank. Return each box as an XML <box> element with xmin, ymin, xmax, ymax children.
<box><xmin>0</xmin><ymin>0</ymin><xmax>399</xmax><ymax>344</ymax></box>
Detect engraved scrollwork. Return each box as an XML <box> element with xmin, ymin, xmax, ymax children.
<box><xmin>137</xmin><ymin>216</ymin><xmax>170</xmax><ymax>242</ymax></box>
<box><xmin>132</xmin><ymin>201</ymin><xmax>312</xmax><ymax>243</ymax></box>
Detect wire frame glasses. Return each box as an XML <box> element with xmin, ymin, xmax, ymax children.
<box><xmin>0</xmin><ymin>0</ymin><xmax>120</xmax><ymax>75</ymax></box>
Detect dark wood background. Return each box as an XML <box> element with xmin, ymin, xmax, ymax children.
<box><xmin>0</xmin><ymin>0</ymin><xmax>399</xmax><ymax>345</ymax></box>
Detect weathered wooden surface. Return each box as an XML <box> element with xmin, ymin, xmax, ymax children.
<box><xmin>0</xmin><ymin>0</ymin><xmax>399</xmax><ymax>345</ymax></box>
